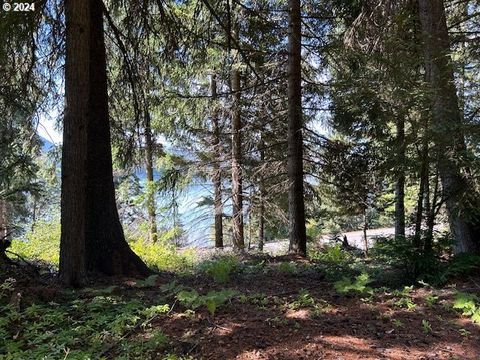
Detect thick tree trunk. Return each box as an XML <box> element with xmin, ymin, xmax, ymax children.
<box><xmin>211</xmin><ymin>74</ymin><xmax>223</xmax><ymax>248</ymax></box>
<box><xmin>394</xmin><ymin>118</ymin><xmax>406</xmax><ymax>240</ymax></box>
<box><xmin>231</xmin><ymin>29</ymin><xmax>244</xmax><ymax>250</ymax></box>
<box><xmin>418</xmin><ymin>0</ymin><xmax>479</xmax><ymax>254</ymax></box>
<box><xmin>144</xmin><ymin>109</ymin><xmax>158</xmax><ymax>243</ymax></box>
<box><xmin>60</xmin><ymin>0</ymin><xmax>150</xmax><ymax>282</ymax></box>
<box><xmin>287</xmin><ymin>0</ymin><xmax>307</xmax><ymax>256</ymax></box>
<box><xmin>84</xmin><ymin>0</ymin><xmax>150</xmax><ymax>276</ymax></box>
<box><xmin>59</xmin><ymin>0</ymin><xmax>89</xmax><ymax>287</ymax></box>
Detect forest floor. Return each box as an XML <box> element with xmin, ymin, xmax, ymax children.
<box><xmin>1</xmin><ymin>252</ymin><xmax>480</xmax><ymax>359</ymax></box>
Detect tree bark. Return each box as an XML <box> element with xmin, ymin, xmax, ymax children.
<box><xmin>231</xmin><ymin>28</ymin><xmax>244</xmax><ymax>250</ymax></box>
<box><xmin>394</xmin><ymin>117</ymin><xmax>406</xmax><ymax>240</ymax></box>
<box><xmin>287</xmin><ymin>0</ymin><xmax>307</xmax><ymax>256</ymax></box>
<box><xmin>59</xmin><ymin>0</ymin><xmax>89</xmax><ymax>287</ymax></box>
<box><xmin>144</xmin><ymin>108</ymin><xmax>158</xmax><ymax>243</ymax></box>
<box><xmin>0</xmin><ymin>201</ymin><xmax>12</xmax><ymax>266</ymax></box>
<box><xmin>258</xmin><ymin>137</ymin><xmax>265</xmax><ymax>252</ymax></box>
<box><xmin>414</xmin><ymin>135</ymin><xmax>429</xmax><ymax>247</ymax></box>
<box><xmin>0</xmin><ymin>200</ymin><xmax>9</xmax><ymax>244</ymax></box>
<box><xmin>60</xmin><ymin>0</ymin><xmax>150</xmax><ymax>284</ymax></box>
<box><xmin>418</xmin><ymin>0</ymin><xmax>479</xmax><ymax>254</ymax></box>
<box><xmin>84</xmin><ymin>0</ymin><xmax>150</xmax><ymax>276</ymax></box>
<box><xmin>31</xmin><ymin>195</ymin><xmax>37</xmax><ymax>231</ymax></box>
<box><xmin>425</xmin><ymin>170</ymin><xmax>439</xmax><ymax>254</ymax></box>
<box><xmin>363</xmin><ymin>211</ymin><xmax>369</xmax><ymax>256</ymax></box>
<box><xmin>211</xmin><ymin>74</ymin><xmax>224</xmax><ymax>248</ymax></box>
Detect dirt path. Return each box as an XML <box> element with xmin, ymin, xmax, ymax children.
<box><xmin>262</xmin><ymin>227</ymin><xmax>398</xmax><ymax>255</ymax></box>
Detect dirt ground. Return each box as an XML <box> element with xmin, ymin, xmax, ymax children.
<box><xmin>149</xmin><ymin>259</ymin><xmax>480</xmax><ymax>360</ymax></box>
<box><xmin>2</xmin><ymin>257</ymin><xmax>480</xmax><ymax>360</ymax></box>
<box><xmin>165</xmin><ymin>286</ymin><xmax>479</xmax><ymax>358</ymax></box>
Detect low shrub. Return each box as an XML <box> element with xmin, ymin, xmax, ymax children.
<box><xmin>129</xmin><ymin>240</ymin><xmax>194</xmax><ymax>273</ymax></box>
<box><xmin>370</xmin><ymin>235</ymin><xmax>441</xmax><ymax>282</ymax></box>
<box><xmin>176</xmin><ymin>288</ymin><xmax>237</xmax><ymax>315</ymax></box>
<box><xmin>453</xmin><ymin>292</ymin><xmax>480</xmax><ymax>324</ymax></box>
<box><xmin>446</xmin><ymin>253</ymin><xmax>480</xmax><ymax>278</ymax></box>
<box><xmin>334</xmin><ymin>272</ymin><xmax>373</xmax><ymax>295</ymax></box>
<box><xmin>9</xmin><ymin>220</ymin><xmax>194</xmax><ymax>273</ymax></box>
<box><xmin>310</xmin><ymin>244</ymin><xmax>351</xmax><ymax>264</ymax></box>
<box><xmin>277</xmin><ymin>261</ymin><xmax>298</xmax><ymax>274</ymax></box>
<box><xmin>10</xmin><ymin>221</ymin><xmax>61</xmax><ymax>266</ymax></box>
<box><xmin>199</xmin><ymin>255</ymin><xmax>239</xmax><ymax>284</ymax></box>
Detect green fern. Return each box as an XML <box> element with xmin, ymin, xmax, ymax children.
<box><xmin>176</xmin><ymin>288</ymin><xmax>237</xmax><ymax>315</ymax></box>
<box><xmin>453</xmin><ymin>292</ymin><xmax>480</xmax><ymax>324</ymax></box>
<box><xmin>453</xmin><ymin>292</ymin><xmax>478</xmax><ymax>316</ymax></box>
<box><xmin>334</xmin><ymin>272</ymin><xmax>373</xmax><ymax>295</ymax></box>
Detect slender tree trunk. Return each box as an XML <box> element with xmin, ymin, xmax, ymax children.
<box><xmin>258</xmin><ymin>137</ymin><xmax>265</xmax><ymax>252</ymax></box>
<box><xmin>458</xmin><ymin>1</ymin><xmax>468</xmax><ymax>116</ymax></box>
<box><xmin>31</xmin><ymin>195</ymin><xmax>37</xmax><ymax>231</ymax></box>
<box><xmin>0</xmin><ymin>201</ymin><xmax>7</xmax><ymax>241</ymax></box>
<box><xmin>395</xmin><ymin>118</ymin><xmax>406</xmax><ymax>240</ymax></box>
<box><xmin>414</xmin><ymin>136</ymin><xmax>429</xmax><ymax>247</ymax></box>
<box><xmin>84</xmin><ymin>0</ymin><xmax>150</xmax><ymax>276</ymax></box>
<box><xmin>258</xmin><ymin>198</ymin><xmax>265</xmax><ymax>251</ymax></box>
<box><xmin>418</xmin><ymin>0</ymin><xmax>479</xmax><ymax>253</ymax></box>
<box><xmin>59</xmin><ymin>0</ymin><xmax>89</xmax><ymax>287</ymax></box>
<box><xmin>171</xmin><ymin>189</ymin><xmax>181</xmax><ymax>247</ymax></box>
<box><xmin>287</xmin><ymin>0</ymin><xmax>307</xmax><ymax>256</ymax></box>
<box><xmin>231</xmin><ymin>28</ymin><xmax>244</xmax><ymax>250</ymax></box>
<box><xmin>247</xmin><ymin>191</ymin><xmax>253</xmax><ymax>250</ymax></box>
<box><xmin>211</xmin><ymin>74</ymin><xmax>223</xmax><ymax>248</ymax></box>
<box><xmin>144</xmin><ymin>109</ymin><xmax>158</xmax><ymax>243</ymax></box>
<box><xmin>425</xmin><ymin>169</ymin><xmax>439</xmax><ymax>254</ymax></box>
<box><xmin>363</xmin><ymin>211</ymin><xmax>368</xmax><ymax>256</ymax></box>
<box><xmin>0</xmin><ymin>201</ymin><xmax>11</xmax><ymax>265</ymax></box>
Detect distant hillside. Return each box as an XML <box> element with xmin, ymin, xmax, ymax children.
<box><xmin>40</xmin><ymin>136</ymin><xmax>55</xmax><ymax>152</ymax></box>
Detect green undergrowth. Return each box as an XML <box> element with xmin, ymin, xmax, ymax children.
<box><xmin>0</xmin><ymin>275</ymin><xmax>243</xmax><ymax>360</ymax></box>
<box><xmin>334</xmin><ymin>272</ymin><xmax>373</xmax><ymax>296</ymax></box>
<box><xmin>198</xmin><ymin>255</ymin><xmax>239</xmax><ymax>283</ymax></box>
<box><xmin>129</xmin><ymin>240</ymin><xmax>194</xmax><ymax>273</ymax></box>
<box><xmin>9</xmin><ymin>221</ymin><xmax>195</xmax><ymax>273</ymax></box>
<box><xmin>453</xmin><ymin>292</ymin><xmax>480</xmax><ymax>324</ymax></box>
<box><xmin>0</xmin><ymin>286</ymin><xmax>172</xmax><ymax>359</ymax></box>
<box><xmin>310</xmin><ymin>244</ymin><xmax>352</xmax><ymax>264</ymax></box>
<box><xmin>10</xmin><ymin>221</ymin><xmax>61</xmax><ymax>266</ymax></box>
<box><xmin>159</xmin><ymin>280</ymin><xmax>238</xmax><ymax>316</ymax></box>
<box><xmin>1</xmin><ymin>251</ymin><xmax>478</xmax><ymax>359</ymax></box>
<box><xmin>308</xmin><ymin>236</ymin><xmax>480</xmax><ymax>290</ymax></box>
<box><xmin>176</xmin><ymin>288</ymin><xmax>237</xmax><ymax>315</ymax></box>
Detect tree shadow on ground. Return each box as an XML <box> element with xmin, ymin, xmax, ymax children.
<box><xmin>157</xmin><ymin>271</ymin><xmax>480</xmax><ymax>360</ymax></box>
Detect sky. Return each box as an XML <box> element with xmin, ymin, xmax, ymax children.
<box><xmin>37</xmin><ymin>111</ymin><xmax>62</xmax><ymax>145</ymax></box>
